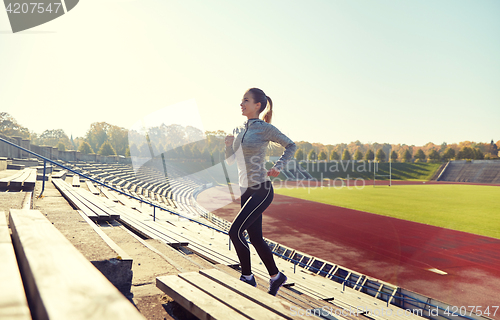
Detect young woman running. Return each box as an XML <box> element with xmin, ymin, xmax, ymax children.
<box><xmin>224</xmin><ymin>88</ymin><xmax>296</xmax><ymax>296</ymax></box>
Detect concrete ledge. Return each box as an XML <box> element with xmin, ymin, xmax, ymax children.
<box><xmin>34</xmin><ymin>181</ymin><xmax>135</xmax><ymax>299</ymax></box>
<box><xmin>0</xmin><ymin>157</ymin><xmax>7</xmax><ymax>171</ymax></box>
<box><xmin>36</xmin><ymin>175</ymin><xmax>49</xmax><ymax>181</ymax></box>
<box><xmin>12</xmin><ymin>159</ymin><xmax>39</xmax><ymax>167</ymax></box>
<box><xmin>7</xmin><ymin>164</ymin><xmax>24</xmax><ymax>170</ymax></box>
<box><xmin>91</xmin><ymin>259</ymin><xmax>133</xmax><ymax>297</ymax></box>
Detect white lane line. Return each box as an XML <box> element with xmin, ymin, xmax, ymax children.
<box><xmin>427</xmin><ymin>268</ymin><xmax>447</xmax><ymax>275</ymax></box>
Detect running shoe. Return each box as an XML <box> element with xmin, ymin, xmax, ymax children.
<box><xmin>268</xmin><ymin>272</ymin><xmax>287</xmax><ymax>296</ymax></box>
<box><xmin>239</xmin><ymin>275</ymin><xmax>257</xmax><ymax>287</ymax></box>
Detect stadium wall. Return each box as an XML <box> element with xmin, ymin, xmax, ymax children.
<box><xmin>0</xmin><ymin>134</ymin><xmax>131</xmax><ymax>164</ymax></box>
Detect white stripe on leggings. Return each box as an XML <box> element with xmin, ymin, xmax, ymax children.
<box><xmin>237</xmin><ymin>185</ymin><xmax>272</xmax><ymax>250</ymax></box>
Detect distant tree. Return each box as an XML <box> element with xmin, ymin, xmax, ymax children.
<box><xmin>330</xmin><ymin>150</ymin><xmax>340</xmax><ymax>161</ymax></box>
<box><xmin>200</xmin><ymin>147</ymin><xmax>210</xmax><ymax>161</ymax></box>
<box><xmin>294</xmin><ymin>148</ymin><xmax>304</xmax><ymax>161</ymax></box>
<box><xmin>139</xmin><ymin>142</ymin><xmax>150</xmax><ymax>157</ymax></box>
<box><xmin>0</xmin><ymin>112</ymin><xmax>30</xmax><ymax>138</ymax></box>
<box><xmin>39</xmin><ymin>129</ymin><xmax>71</xmax><ymax>148</ymax></box>
<box><xmin>128</xmin><ymin>143</ymin><xmax>139</xmax><ymax>157</ymax></box>
<box><xmin>489</xmin><ymin>140</ymin><xmax>498</xmax><ymax>156</ymax></box>
<box><xmin>390</xmin><ymin>150</ymin><xmax>398</xmax><ymax>162</ymax></box>
<box><xmin>342</xmin><ymin>149</ymin><xmax>351</xmax><ymax>161</ymax></box>
<box><xmin>167</xmin><ymin>147</ymin><xmax>184</xmax><ymax>159</ymax></box>
<box><xmin>98</xmin><ymin>142</ymin><xmax>116</xmax><ymax>156</ymax></box>
<box><xmin>457</xmin><ymin>147</ymin><xmax>474</xmax><ymax>160</ymax></box>
<box><xmin>150</xmin><ymin>143</ymin><xmax>160</xmax><ymax>156</ymax></box>
<box><xmin>375</xmin><ymin>149</ymin><xmax>386</xmax><ymax>162</ymax></box>
<box><xmin>348</xmin><ymin>140</ymin><xmax>364</xmax><ymax>155</ymax></box>
<box><xmin>56</xmin><ymin>142</ymin><xmax>66</xmax><ymax>151</ymax></box>
<box><xmin>164</xmin><ymin>143</ymin><xmax>173</xmax><ymax>152</ymax></box>
<box><xmin>402</xmin><ymin>149</ymin><xmax>412</xmax><ymax>162</ymax></box>
<box><xmin>205</xmin><ymin>130</ymin><xmax>226</xmax><ymax>151</ymax></box>
<box><xmin>125</xmin><ymin>147</ymin><xmax>130</xmax><ymax>157</ymax></box>
<box><xmin>185</xmin><ymin>125</ymin><xmax>204</xmax><ymax>143</ymax></box>
<box><xmin>29</xmin><ymin>131</ymin><xmax>40</xmax><ymax>145</ymax></box>
<box><xmin>364</xmin><ymin>150</ymin><xmax>375</xmax><ymax>161</ymax></box>
<box><xmin>414</xmin><ymin>149</ymin><xmax>426</xmax><ymax>161</ymax></box>
<box><xmin>73</xmin><ymin>137</ymin><xmax>84</xmax><ymax>151</ymax></box>
<box><xmin>442</xmin><ymin>147</ymin><xmax>455</xmax><ymax>161</ymax></box>
<box><xmin>70</xmin><ymin>135</ymin><xmax>76</xmax><ymax>150</ymax></box>
<box><xmin>318</xmin><ymin>150</ymin><xmax>327</xmax><ymax>161</ymax></box>
<box><xmin>439</xmin><ymin>142</ymin><xmax>448</xmax><ymax>153</ymax></box>
<box><xmin>191</xmin><ymin>144</ymin><xmax>201</xmax><ymax>159</ymax></box>
<box><xmin>183</xmin><ymin>144</ymin><xmax>193</xmax><ymax>159</ymax></box>
<box><xmin>473</xmin><ymin>148</ymin><xmax>484</xmax><ymax>160</ymax></box>
<box><xmin>428</xmin><ymin>149</ymin><xmax>441</xmax><ymax>162</ymax></box>
<box><xmin>166</xmin><ymin>124</ymin><xmax>188</xmax><ymax>148</ymax></box>
<box><xmin>86</xmin><ymin>122</ymin><xmax>111</xmax><ymax>153</ymax></box>
<box><xmin>297</xmin><ymin>141</ymin><xmax>313</xmax><ymax>156</ymax></box>
<box><xmin>308</xmin><ymin>149</ymin><xmax>317</xmax><ymax>161</ymax></box>
<box><xmin>78</xmin><ymin>141</ymin><xmax>93</xmax><ymax>154</ymax></box>
<box><xmin>353</xmin><ymin>149</ymin><xmax>363</xmax><ymax>161</ymax></box>
<box><xmin>107</xmin><ymin>125</ymin><xmax>128</xmax><ymax>156</ymax></box>
<box><xmin>212</xmin><ymin>147</ymin><xmax>221</xmax><ymax>163</ymax></box>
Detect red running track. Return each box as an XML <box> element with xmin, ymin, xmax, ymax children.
<box><xmin>197</xmin><ymin>185</ymin><xmax>500</xmax><ymax>317</ymax></box>
<box><xmin>276</xmin><ymin>179</ymin><xmax>500</xmax><ymax>188</ymax></box>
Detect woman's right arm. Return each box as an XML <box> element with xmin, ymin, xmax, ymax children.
<box><xmin>225</xmin><ymin>135</ymin><xmax>235</xmax><ymax>165</ymax></box>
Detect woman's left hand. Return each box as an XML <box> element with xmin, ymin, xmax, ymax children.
<box><xmin>267</xmin><ymin>167</ymin><xmax>280</xmax><ymax>177</ymax></box>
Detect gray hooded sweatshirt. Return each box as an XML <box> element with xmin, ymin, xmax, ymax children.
<box><xmin>225</xmin><ymin>118</ymin><xmax>297</xmax><ymax>188</ymax></box>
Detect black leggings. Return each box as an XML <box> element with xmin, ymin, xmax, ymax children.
<box><xmin>228</xmin><ymin>180</ymin><xmax>278</xmax><ymax>276</ymax></box>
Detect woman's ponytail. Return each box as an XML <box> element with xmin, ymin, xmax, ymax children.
<box><xmin>262</xmin><ymin>95</ymin><xmax>273</xmax><ymax>124</ymax></box>
<box><xmin>247</xmin><ymin>88</ymin><xmax>273</xmax><ymax>124</ymax></box>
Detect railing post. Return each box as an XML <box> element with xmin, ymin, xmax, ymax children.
<box><xmin>153</xmin><ymin>206</ymin><xmax>156</xmax><ymax>221</ymax></box>
<box><xmin>38</xmin><ymin>159</ymin><xmax>47</xmax><ymax>198</ymax></box>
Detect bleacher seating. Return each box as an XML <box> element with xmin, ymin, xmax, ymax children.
<box><xmin>52</xmin><ymin>179</ymin><xmax>119</xmax><ymax>221</ymax></box>
<box><xmin>157</xmin><ymin>268</ymin><xmax>308</xmax><ymax>320</ymax></box>
<box><xmin>70</xmin><ymin>161</ymin><xmax>206</xmax><ymax>218</ymax></box>
<box><xmin>0</xmin><ymin>212</ymin><xmax>31</xmax><ymax>320</ymax></box>
<box><xmin>5</xmin><ymin>209</ymin><xmax>145</xmax><ymax>320</ymax></box>
<box><xmin>0</xmin><ymin>168</ymin><xmax>37</xmax><ymax>190</ymax></box>
<box><xmin>438</xmin><ymin>160</ymin><xmax>500</xmax><ymax>183</ymax></box>
<box><xmin>44</xmin><ymin>159</ymin><xmax>447</xmax><ymax>319</ymax></box>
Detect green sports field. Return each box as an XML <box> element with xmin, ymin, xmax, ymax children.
<box><xmin>274</xmin><ymin>184</ymin><xmax>500</xmax><ymax>239</ymax></box>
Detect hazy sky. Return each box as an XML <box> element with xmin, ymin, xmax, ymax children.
<box><xmin>1</xmin><ymin>0</ymin><xmax>499</xmax><ymax>146</ymax></box>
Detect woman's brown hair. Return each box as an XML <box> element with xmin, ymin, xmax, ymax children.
<box><xmin>247</xmin><ymin>88</ymin><xmax>273</xmax><ymax>124</ymax></box>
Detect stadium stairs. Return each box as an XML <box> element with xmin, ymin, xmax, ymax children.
<box><xmin>429</xmin><ymin>162</ymin><xmax>447</xmax><ymax>181</ymax></box>
<box><xmin>45</xmin><ymin>160</ymin><xmax>430</xmax><ymax>319</ymax></box>
<box><xmin>0</xmin><ymin>145</ymin><xmax>493</xmax><ymax>320</ymax></box>
<box><xmin>2</xmin><ymin>208</ymin><xmax>145</xmax><ymax>320</ymax></box>
<box><xmin>0</xmin><ymin>162</ymin><xmax>144</xmax><ymax>319</ymax></box>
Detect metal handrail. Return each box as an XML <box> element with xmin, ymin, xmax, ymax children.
<box><xmin>0</xmin><ymin>137</ymin><xmax>223</xmax><ymax>231</ymax></box>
